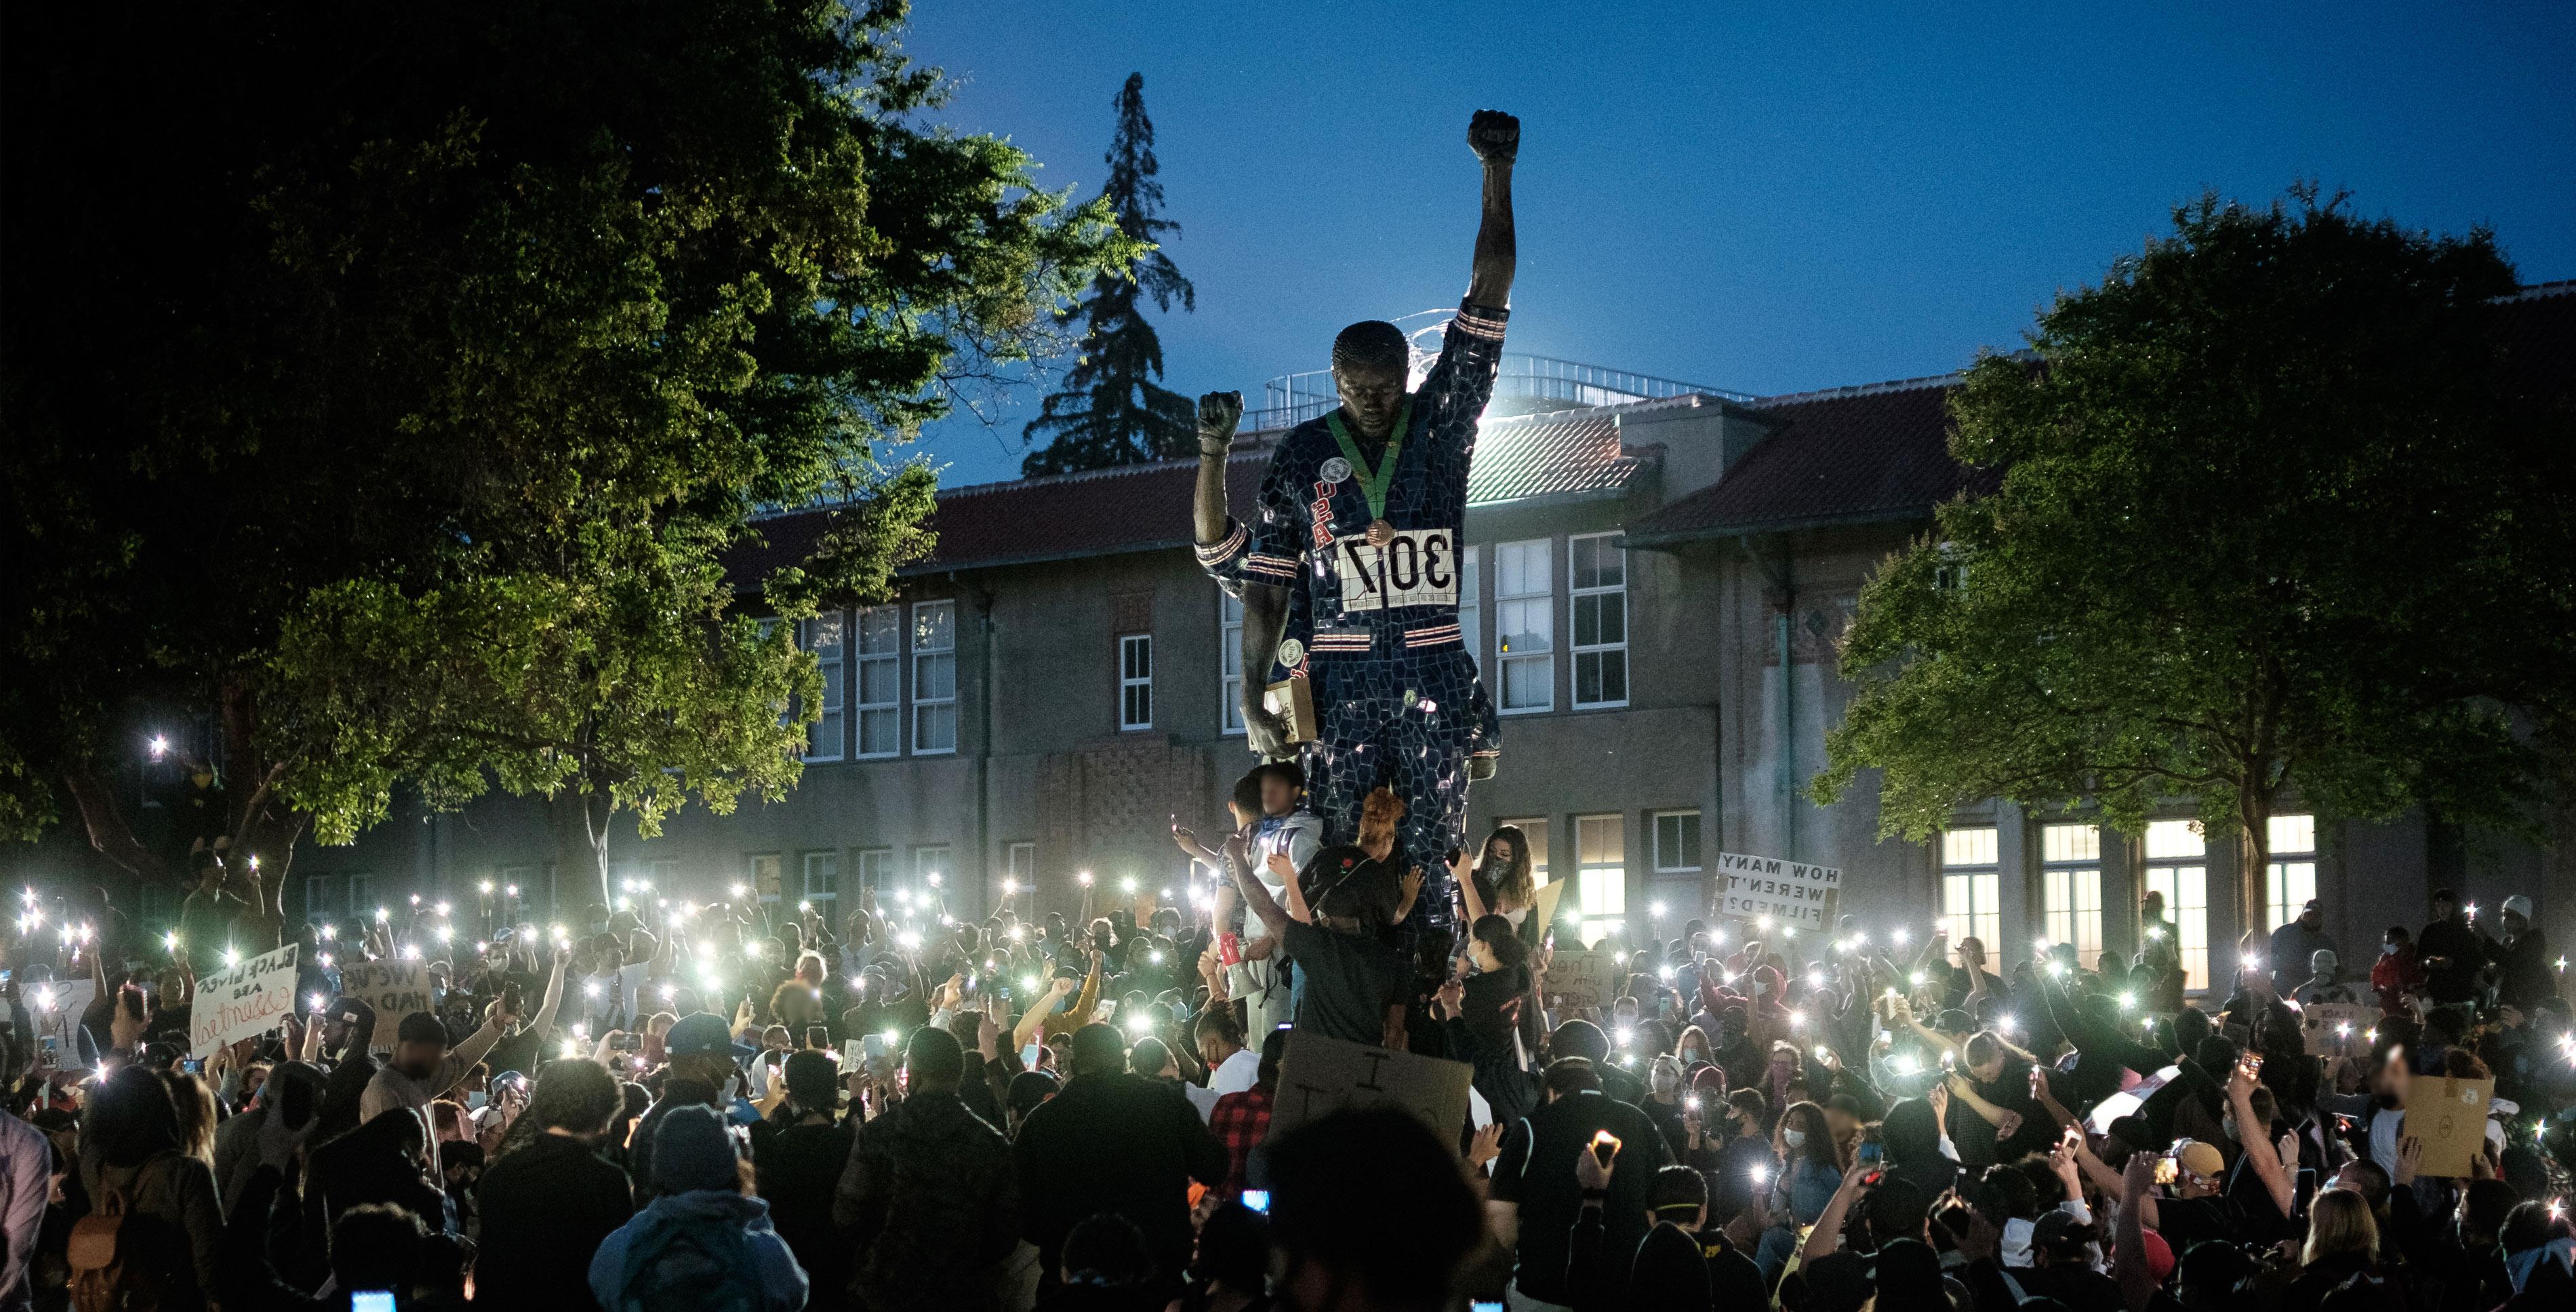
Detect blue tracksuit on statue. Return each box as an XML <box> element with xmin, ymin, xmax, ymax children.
<box><xmin>1201</xmin><ymin>298</ymin><xmax>1509</xmax><ymax>930</ymax></box>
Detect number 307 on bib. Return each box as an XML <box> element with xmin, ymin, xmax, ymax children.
<box><xmin>1331</xmin><ymin>528</ymin><xmax>1458</xmax><ymax>612</ymax></box>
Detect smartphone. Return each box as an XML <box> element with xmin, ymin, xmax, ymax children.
<box><xmin>281</xmin><ymin>1072</ymin><xmax>317</xmax><ymax>1131</ymax></box>
<box><xmin>37</xmin><ymin>1036</ymin><xmax>58</xmax><ymax>1071</ymax></box>
<box><xmin>2154</xmin><ymin>1155</ymin><xmax>2179</xmax><ymax>1185</ymax></box>
<box><xmin>609</xmin><ymin>1033</ymin><xmax>643</xmax><ymax>1052</ymax></box>
<box><xmin>862</xmin><ymin>1035</ymin><xmax>887</xmax><ymax>1061</ymax></box>
<box><xmin>180</xmin><ymin>1057</ymin><xmax>206</xmax><ymax>1075</ymax></box>
<box><xmin>804</xmin><ymin>1027</ymin><xmax>830</xmax><ymax>1050</ymax></box>
<box><xmin>1472</xmin><ymin>1304</ymin><xmax>1506</xmax><ymax>1312</ymax></box>
<box><xmin>1856</xmin><ymin>1140</ymin><xmax>1883</xmax><ymax>1170</ymax></box>
<box><xmin>353</xmin><ymin>1291</ymin><xmax>395</xmax><ymax>1312</ymax></box>
<box><xmin>1239</xmin><ymin>1189</ymin><xmax>1270</xmax><ymax>1214</ymax></box>
<box><xmin>1091</xmin><ymin>1000</ymin><xmax>1117</xmax><ymax>1024</ymax></box>
<box><xmin>1590</xmin><ymin>1130</ymin><xmax>1621</xmax><ymax>1168</ymax></box>
<box><xmin>1218</xmin><ymin>932</ymin><xmax>1243</xmax><ymax>967</ymax></box>
<box><xmin>1020</xmin><ymin>1042</ymin><xmax>1043</xmax><ymax>1069</ymax></box>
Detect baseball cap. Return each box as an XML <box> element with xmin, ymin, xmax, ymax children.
<box><xmin>663</xmin><ymin>1012</ymin><xmax>736</xmax><ymax>1058</ymax></box>
<box><xmin>397</xmin><ymin>1012</ymin><xmax>448</xmax><ymax>1046</ymax></box>
<box><xmin>2173</xmin><ymin>1138</ymin><xmax>2225</xmax><ymax>1182</ymax></box>
<box><xmin>2032</xmin><ymin>1208</ymin><xmax>2094</xmax><ymax>1252</ymax></box>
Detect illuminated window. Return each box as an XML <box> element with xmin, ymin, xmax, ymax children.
<box><xmin>1119</xmin><ymin>633</ymin><xmax>1153</xmax><ymax>731</ymax></box>
<box><xmin>2264</xmin><ymin>814</ymin><xmax>2317</xmax><ymax>932</ymax></box>
<box><xmin>856</xmin><ymin>848</ymin><xmax>893</xmax><ymax>892</ymax></box>
<box><xmin>2040</xmin><ymin>823</ymin><xmax>2104</xmax><ymax>963</ymax></box>
<box><xmin>914</xmin><ymin>846</ymin><xmax>952</xmax><ymax>886</ymax></box>
<box><xmin>1495</xmin><ymin>539</ymin><xmax>1553</xmax><ymax>713</ymax></box>
<box><xmin>1569</xmin><ymin>534</ymin><xmax>1628</xmax><ymax>708</ymax></box>
<box><xmin>854</xmin><ymin>605</ymin><xmax>901</xmax><ymax>758</ymax></box>
<box><xmin>1574</xmin><ymin>814</ymin><xmax>1626</xmax><ymax>945</ymax></box>
<box><xmin>799</xmin><ymin>613</ymin><xmax>845</xmax><ymax>761</ymax></box>
<box><xmin>1939</xmin><ymin>827</ymin><xmax>2001</xmax><ymax>955</ymax></box>
<box><xmin>2143</xmin><ymin>819</ymin><xmax>2211</xmax><ymax>992</ymax></box>
<box><xmin>1220</xmin><ymin>591</ymin><xmax>1245</xmax><ymax>735</ymax></box>
<box><xmin>1653</xmin><ymin>812</ymin><xmax>1702</xmax><ymax>873</ymax></box>
<box><xmin>911</xmin><ymin>601</ymin><xmax>957</xmax><ymax>754</ymax></box>
<box><xmin>1457</xmin><ymin>546</ymin><xmax>1482</xmax><ymax>675</ymax></box>
<box><xmin>801</xmin><ymin>851</ymin><xmax>840</xmax><ymax>910</ymax></box>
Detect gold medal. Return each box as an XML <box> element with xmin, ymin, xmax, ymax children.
<box><xmin>1366</xmin><ymin>518</ymin><xmax>1394</xmax><ymax>546</ymax></box>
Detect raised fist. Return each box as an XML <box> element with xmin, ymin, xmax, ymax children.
<box><xmin>1196</xmin><ymin>391</ymin><xmax>1244</xmax><ymax>437</ymax></box>
<box><xmin>1467</xmin><ymin>109</ymin><xmax>1519</xmax><ymax>165</ymax></box>
<box><xmin>1243</xmin><ymin>698</ymin><xmax>1293</xmax><ymax>761</ymax></box>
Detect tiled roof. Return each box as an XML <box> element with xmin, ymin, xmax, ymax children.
<box><xmin>1622</xmin><ymin>377</ymin><xmax>1992</xmax><ymax>544</ymax></box>
<box><xmin>726</xmin><ymin>406</ymin><xmax>1653</xmax><ymax>585</ymax></box>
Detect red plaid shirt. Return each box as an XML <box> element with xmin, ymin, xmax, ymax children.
<box><xmin>1207</xmin><ymin>1086</ymin><xmax>1272</xmax><ymax>1198</ymax></box>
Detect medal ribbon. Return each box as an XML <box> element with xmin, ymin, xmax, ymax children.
<box><xmin>1324</xmin><ymin>398</ymin><xmax>1411</xmax><ymax>523</ymax></box>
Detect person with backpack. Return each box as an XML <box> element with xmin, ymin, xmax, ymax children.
<box><xmin>70</xmin><ymin>1065</ymin><xmax>222</xmax><ymax>1312</ymax></box>
<box><xmin>588</xmin><ymin>1103</ymin><xmax>807</xmax><ymax>1312</ymax></box>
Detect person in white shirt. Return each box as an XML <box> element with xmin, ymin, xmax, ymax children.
<box><xmin>1179</xmin><ymin>764</ymin><xmax>1321</xmax><ymax>1037</ymax></box>
<box><xmin>1196</xmin><ymin>1010</ymin><xmax>1261</xmax><ymax>1118</ymax></box>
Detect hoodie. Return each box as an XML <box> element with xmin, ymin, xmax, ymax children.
<box><xmin>588</xmin><ymin>1189</ymin><xmax>807</xmax><ymax>1312</ymax></box>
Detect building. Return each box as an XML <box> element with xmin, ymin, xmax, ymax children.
<box><xmin>254</xmin><ymin>283</ymin><xmax>2576</xmax><ymax>992</ymax></box>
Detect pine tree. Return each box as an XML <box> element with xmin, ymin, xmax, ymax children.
<box><xmin>1022</xmin><ymin>73</ymin><xmax>1197</xmax><ymax>475</ymax></box>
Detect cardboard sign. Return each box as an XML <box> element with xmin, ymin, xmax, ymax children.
<box><xmin>2402</xmin><ymin>1074</ymin><xmax>2495</xmax><ymax>1178</ymax></box>
<box><xmin>1716</xmin><ymin>852</ymin><xmax>1841</xmax><ymax>932</ymax></box>
<box><xmin>2297</xmin><ymin>1003</ymin><xmax>2376</xmax><ymax>1058</ymax></box>
<box><xmin>1546</xmin><ymin>949</ymin><xmax>1622</xmax><ymax>1011</ymax></box>
<box><xmin>190</xmin><ymin>945</ymin><xmax>301</xmax><ymax>1056</ymax></box>
<box><xmin>1533</xmin><ymin>878</ymin><xmax>1569</xmax><ymax>940</ymax></box>
<box><xmin>1262</xmin><ymin>676</ymin><xmax>1317</xmax><ymax>744</ymax></box>
<box><xmin>1266</xmin><ymin>1033</ymin><xmax>1474</xmax><ymax>1151</ymax></box>
<box><xmin>341</xmin><ymin>959</ymin><xmax>435</xmax><ymax>1050</ymax></box>
<box><xmin>31</xmin><ymin>980</ymin><xmax>96</xmax><ymax>1068</ymax></box>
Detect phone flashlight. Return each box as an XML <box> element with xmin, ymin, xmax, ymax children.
<box><xmin>1240</xmin><ymin>1189</ymin><xmax>1270</xmax><ymax>1214</ymax></box>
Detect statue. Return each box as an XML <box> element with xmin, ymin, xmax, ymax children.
<box><xmin>1192</xmin><ymin>109</ymin><xmax>1521</xmax><ymax>932</ymax></box>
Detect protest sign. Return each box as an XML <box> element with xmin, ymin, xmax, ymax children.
<box><xmin>1546</xmin><ymin>949</ymin><xmax>1621</xmax><ymax>1011</ymax></box>
<box><xmin>190</xmin><ymin>945</ymin><xmax>300</xmax><ymax>1056</ymax></box>
<box><xmin>1716</xmin><ymin>852</ymin><xmax>1841</xmax><ymax>932</ymax></box>
<box><xmin>2402</xmin><ymin>1074</ymin><xmax>2496</xmax><ymax>1178</ymax></box>
<box><xmin>341</xmin><ymin>959</ymin><xmax>434</xmax><ymax>1050</ymax></box>
<box><xmin>1266</xmin><ymin>1033</ymin><xmax>1474</xmax><ymax>1151</ymax></box>
<box><xmin>1533</xmin><ymin>879</ymin><xmax>1569</xmax><ymax>940</ymax></box>
<box><xmin>2297</xmin><ymin>1002</ymin><xmax>2376</xmax><ymax>1059</ymax></box>
<box><xmin>31</xmin><ymin>980</ymin><xmax>96</xmax><ymax>1069</ymax></box>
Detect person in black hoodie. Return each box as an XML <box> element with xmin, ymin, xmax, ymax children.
<box><xmin>1436</xmin><ymin>913</ymin><xmax>1537</xmax><ymax>1128</ymax></box>
<box><xmin>472</xmin><ymin>1058</ymin><xmax>637</xmax><ymax>1312</ymax></box>
<box><xmin>304</xmin><ymin>1107</ymin><xmax>444</xmax><ymax>1233</ymax></box>
<box><xmin>752</xmin><ymin>1051</ymin><xmax>854</xmax><ymax>1310</ymax></box>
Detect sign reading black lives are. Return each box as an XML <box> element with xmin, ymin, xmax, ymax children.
<box><xmin>1717</xmin><ymin>852</ymin><xmax>1842</xmax><ymax>931</ymax></box>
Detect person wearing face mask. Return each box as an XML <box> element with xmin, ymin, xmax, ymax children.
<box><xmin>2295</xmin><ymin>949</ymin><xmax>2359</xmax><ymax>1006</ymax></box>
<box><xmin>1641</xmin><ymin>1053</ymin><xmax>1689</xmax><ymax>1158</ymax></box>
<box><xmin>1691</xmin><ymin>1088</ymin><xmax>1775</xmax><ymax>1220</ymax></box>
<box><xmin>1672</xmin><ymin>1025</ymin><xmax>1715</xmax><ymax>1081</ymax></box>
<box><xmin>1752</xmin><ymin>1100</ymin><xmax>1843</xmax><ymax>1281</ymax></box>
<box><xmin>2493</xmin><ymin>894</ymin><xmax>2556</xmax><ymax>1012</ymax></box>
<box><xmin>2370</xmin><ymin>924</ymin><xmax>2423</xmax><ymax>1016</ymax></box>
<box><xmin>1432</xmin><ymin>913</ymin><xmax>1538</xmax><ymax>1126</ymax></box>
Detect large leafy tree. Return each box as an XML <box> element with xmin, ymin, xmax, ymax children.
<box><xmin>1</xmin><ymin>1</ymin><xmax>1131</xmax><ymax>939</ymax></box>
<box><xmin>1021</xmin><ymin>73</ymin><xmax>1199</xmax><ymax>475</ymax></box>
<box><xmin>1814</xmin><ymin>190</ymin><xmax>2575</xmax><ymax>930</ymax></box>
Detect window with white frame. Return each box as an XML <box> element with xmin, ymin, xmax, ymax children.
<box><xmin>1495</xmin><ymin>539</ymin><xmax>1553</xmax><ymax>712</ymax></box>
<box><xmin>1569</xmin><ymin>533</ymin><xmax>1628</xmax><ymax>707</ymax></box>
<box><xmin>1219</xmin><ymin>591</ymin><xmax>1246</xmax><ymax>734</ymax></box>
<box><xmin>799</xmin><ymin>612</ymin><xmax>845</xmax><ymax>760</ymax></box>
<box><xmin>914</xmin><ymin>846</ymin><xmax>952</xmax><ymax>887</ymax></box>
<box><xmin>1573</xmin><ymin>814</ymin><xmax>1626</xmax><ymax>945</ymax></box>
<box><xmin>1939</xmin><ymin>827</ymin><xmax>2002</xmax><ymax>956</ymax></box>
<box><xmin>1119</xmin><ymin>633</ymin><xmax>1153</xmax><ymax>730</ymax></box>
<box><xmin>1653</xmin><ymin>811</ymin><xmax>1702</xmax><ymax>873</ymax></box>
<box><xmin>856</xmin><ymin>848</ymin><xmax>893</xmax><ymax>893</ymax></box>
<box><xmin>801</xmin><ymin>851</ymin><xmax>840</xmax><ymax>911</ymax></box>
<box><xmin>911</xmin><ymin>601</ymin><xmax>957</xmax><ymax>754</ymax></box>
<box><xmin>2264</xmin><ymin>814</ymin><xmax>2318</xmax><ymax>932</ymax></box>
<box><xmin>1457</xmin><ymin>546</ymin><xmax>1482</xmax><ymax>674</ymax></box>
<box><xmin>854</xmin><ymin>605</ymin><xmax>901</xmax><ymax>758</ymax></box>
<box><xmin>2143</xmin><ymin>819</ymin><xmax>2211</xmax><ymax>992</ymax></box>
<box><xmin>2040</xmin><ymin>822</ymin><xmax>2104</xmax><ymax>963</ymax></box>
<box><xmin>748</xmin><ymin>853</ymin><xmax>783</xmax><ymax>904</ymax></box>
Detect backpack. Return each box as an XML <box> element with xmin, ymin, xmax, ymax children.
<box><xmin>66</xmin><ymin>1180</ymin><xmax>175</xmax><ymax>1312</ymax></box>
<box><xmin>611</xmin><ymin>1211</ymin><xmax>765</xmax><ymax>1312</ymax></box>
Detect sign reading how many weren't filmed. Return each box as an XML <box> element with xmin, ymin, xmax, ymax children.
<box><xmin>1716</xmin><ymin>852</ymin><xmax>1842</xmax><ymax>931</ymax></box>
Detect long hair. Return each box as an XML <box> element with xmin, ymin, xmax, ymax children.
<box><xmin>1481</xmin><ymin>824</ymin><xmax>1537</xmax><ymax>913</ymax></box>
<box><xmin>83</xmin><ymin>1065</ymin><xmax>181</xmax><ymax>1168</ymax></box>
<box><xmin>160</xmin><ymin>1070</ymin><xmax>218</xmax><ymax>1166</ymax></box>
<box><xmin>1777</xmin><ymin>1099</ymin><xmax>1837</xmax><ymax>1169</ymax></box>
<box><xmin>2303</xmin><ymin>1187</ymin><xmax>2379</xmax><ymax>1265</ymax></box>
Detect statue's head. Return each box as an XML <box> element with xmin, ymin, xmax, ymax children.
<box><xmin>1331</xmin><ymin>321</ymin><xmax>1409</xmax><ymax>439</ymax></box>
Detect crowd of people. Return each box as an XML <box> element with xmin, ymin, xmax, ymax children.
<box><xmin>0</xmin><ymin>763</ymin><xmax>2569</xmax><ymax>1312</ymax></box>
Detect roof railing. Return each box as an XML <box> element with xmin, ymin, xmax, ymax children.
<box><xmin>1242</xmin><ymin>349</ymin><xmax>1749</xmax><ymax>431</ymax></box>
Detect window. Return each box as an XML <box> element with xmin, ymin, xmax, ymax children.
<box><xmin>1502</xmin><ymin>817</ymin><xmax>1550</xmax><ymax>890</ymax></box>
<box><xmin>2040</xmin><ymin>823</ymin><xmax>2104</xmax><ymax>963</ymax></box>
<box><xmin>799</xmin><ymin>612</ymin><xmax>845</xmax><ymax>760</ymax></box>
<box><xmin>1653</xmin><ymin>811</ymin><xmax>1702</xmax><ymax>873</ymax></box>
<box><xmin>801</xmin><ymin>851</ymin><xmax>841</xmax><ymax>911</ymax></box>
<box><xmin>1007</xmin><ymin>843</ymin><xmax>1035</xmax><ymax>890</ymax></box>
<box><xmin>1495</xmin><ymin>538</ymin><xmax>1553</xmax><ymax>712</ymax></box>
<box><xmin>914</xmin><ymin>846</ymin><xmax>952</xmax><ymax>888</ymax></box>
<box><xmin>856</xmin><ymin>848</ymin><xmax>893</xmax><ymax>893</ymax></box>
<box><xmin>1119</xmin><ymin>633</ymin><xmax>1154</xmax><ymax>730</ymax></box>
<box><xmin>911</xmin><ymin>601</ymin><xmax>957</xmax><ymax>754</ymax></box>
<box><xmin>1457</xmin><ymin>546</ymin><xmax>1482</xmax><ymax>675</ymax></box>
<box><xmin>1569</xmin><ymin>534</ymin><xmax>1628</xmax><ymax>708</ymax></box>
<box><xmin>2264</xmin><ymin>814</ymin><xmax>2318</xmax><ymax>932</ymax></box>
<box><xmin>1939</xmin><ymin>827</ymin><xmax>2002</xmax><ymax>956</ymax></box>
<box><xmin>855</xmin><ymin>605</ymin><xmax>902</xmax><ymax>758</ymax></box>
<box><xmin>748</xmin><ymin>852</ymin><xmax>783</xmax><ymax>904</ymax></box>
<box><xmin>1573</xmin><ymin>814</ymin><xmax>1626</xmax><ymax>945</ymax></box>
<box><xmin>2143</xmin><ymin>819</ymin><xmax>2211</xmax><ymax>992</ymax></box>
<box><xmin>1220</xmin><ymin>591</ymin><xmax>1246</xmax><ymax>734</ymax></box>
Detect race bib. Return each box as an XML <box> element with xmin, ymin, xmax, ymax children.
<box><xmin>1330</xmin><ymin>528</ymin><xmax>1458</xmax><ymax>613</ymax></box>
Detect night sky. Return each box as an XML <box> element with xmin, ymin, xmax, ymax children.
<box><xmin>900</xmin><ymin>1</ymin><xmax>2575</xmax><ymax>486</ymax></box>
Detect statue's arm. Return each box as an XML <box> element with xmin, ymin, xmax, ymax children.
<box><xmin>1238</xmin><ymin>582</ymin><xmax>1293</xmax><ymax>759</ymax></box>
<box><xmin>1464</xmin><ymin>110</ymin><xmax>1518</xmax><ymax>308</ymax></box>
<box><xmin>1192</xmin><ymin>391</ymin><xmax>1244</xmax><ymax>548</ymax></box>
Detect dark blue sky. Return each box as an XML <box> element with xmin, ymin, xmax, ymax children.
<box><xmin>900</xmin><ymin>1</ymin><xmax>2575</xmax><ymax>486</ymax></box>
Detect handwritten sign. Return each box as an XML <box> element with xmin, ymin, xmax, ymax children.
<box><xmin>2298</xmin><ymin>1003</ymin><xmax>2377</xmax><ymax>1059</ymax></box>
<box><xmin>1716</xmin><ymin>852</ymin><xmax>1841</xmax><ymax>931</ymax></box>
<box><xmin>2402</xmin><ymin>1074</ymin><xmax>2496</xmax><ymax>1178</ymax></box>
<box><xmin>1546</xmin><ymin>949</ymin><xmax>1622</xmax><ymax>1011</ymax></box>
<box><xmin>190</xmin><ymin>945</ymin><xmax>300</xmax><ymax>1056</ymax></box>
<box><xmin>1266</xmin><ymin>1033</ymin><xmax>1474</xmax><ymax>1152</ymax></box>
<box><xmin>340</xmin><ymin>959</ymin><xmax>434</xmax><ymax>1050</ymax></box>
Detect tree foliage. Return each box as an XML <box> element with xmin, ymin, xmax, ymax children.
<box><xmin>1021</xmin><ymin>73</ymin><xmax>1199</xmax><ymax>475</ymax></box>
<box><xmin>1</xmin><ymin>1</ymin><xmax>1133</xmax><ymax>928</ymax></box>
<box><xmin>1814</xmin><ymin>190</ymin><xmax>2575</xmax><ymax>913</ymax></box>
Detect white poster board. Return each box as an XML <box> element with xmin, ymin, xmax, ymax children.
<box><xmin>190</xmin><ymin>945</ymin><xmax>301</xmax><ymax>1056</ymax></box>
<box><xmin>1266</xmin><ymin>1033</ymin><xmax>1475</xmax><ymax>1153</ymax></box>
<box><xmin>341</xmin><ymin>959</ymin><xmax>435</xmax><ymax>1050</ymax></box>
<box><xmin>1716</xmin><ymin>852</ymin><xmax>1842</xmax><ymax>931</ymax></box>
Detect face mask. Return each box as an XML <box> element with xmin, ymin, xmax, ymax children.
<box><xmin>2221</xmin><ymin>1115</ymin><xmax>2238</xmax><ymax>1142</ymax></box>
<box><xmin>1651</xmin><ymin>1067</ymin><xmax>1681</xmax><ymax>1095</ymax></box>
<box><xmin>2381</xmin><ymin>943</ymin><xmax>2398</xmax><ymax>956</ymax></box>
<box><xmin>1682</xmin><ymin>1048</ymin><xmax>1705</xmax><ymax>1065</ymax></box>
<box><xmin>1785</xmin><ymin>1128</ymin><xmax>1807</xmax><ymax>1147</ymax></box>
<box><xmin>1752</xmin><ymin>980</ymin><xmax>1771</xmax><ymax>997</ymax></box>
<box><xmin>465</xmin><ymin>1090</ymin><xmax>487</xmax><ymax>1112</ymax></box>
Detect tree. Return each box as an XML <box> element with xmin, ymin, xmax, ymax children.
<box><xmin>1020</xmin><ymin>73</ymin><xmax>1199</xmax><ymax>475</ymax></box>
<box><xmin>1</xmin><ymin>1</ymin><xmax>1133</xmax><ymax>939</ymax></box>
<box><xmin>1813</xmin><ymin>189</ymin><xmax>2576</xmax><ymax>933</ymax></box>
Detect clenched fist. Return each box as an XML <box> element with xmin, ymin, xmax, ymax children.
<box><xmin>1197</xmin><ymin>391</ymin><xmax>1244</xmax><ymax>439</ymax></box>
<box><xmin>1467</xmin><ymin>109</ymin><xmax>1519</xmax><ymax>165</ymax></box>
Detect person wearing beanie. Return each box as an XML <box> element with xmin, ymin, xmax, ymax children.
<box><xmin>2495</xmin><ymin>894</ymin><xmax>2557</xmax><ymax>1012</ymax></box>
<box><xmin>2295</xmin><ymin>948</ymin><xmax>2359</xmax><ymax>1006</ymax></box>
<box><xmin>474</xmin><ymin>1058</ymin><xmax>636</xmax><ymax>1312</ymax></box>
<box><xmin>834</xmin><ymin>1026</ymin><xmax>1018</xmax><ymax>1312</ymax></box>
<box><xmin>362</xmin><ymin>942</ymin><xmax>569</xmax><ymax>1126</ymax></box>
<box><xmin>749</xmin><ymin>1050</ymin><xmax>853</xmax><ymax>1309</ymax></box>
<box><xmin>588</xmin><ymin>1104</ymin><xmax>807</xmax><ymax>1312</ymax></box>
